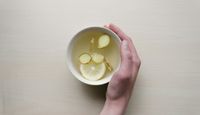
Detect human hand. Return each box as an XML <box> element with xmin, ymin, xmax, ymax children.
<box><xmin>100</xmin><ymin>24</ymin><xmax>141</xmax><ymax>115</ymax></box>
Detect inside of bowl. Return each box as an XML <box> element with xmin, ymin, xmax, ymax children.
<box><xmin>68</xmin><ymin>27</ymin><xmax>121</xmax><ymax>85</ymax></box>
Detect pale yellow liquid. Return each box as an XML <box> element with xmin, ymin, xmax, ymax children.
<box><xmin>72</xmin><ymin>31</ymin><xmax>120</xmax><ymax>80</ymax></box>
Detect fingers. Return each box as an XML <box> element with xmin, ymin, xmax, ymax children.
<box><xmin>105</xmin><ymin>24</ymin><xmax>129</xmax><ymax>41</ymax></box>
<box><xmin>118</xmin><ymin>40</ymin><xmax>133</xmax><ymax>77</ymax></box>
<box><xmin>105</xmin><ymin>23</ymin><xmax>140</xmax><ymax>63</ymax></box>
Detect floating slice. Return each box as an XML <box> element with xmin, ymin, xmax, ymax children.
<box><xmin>98</xmin><ymin>34</ymin><xmax>110</xmax><ymax>48</ymax></box>
<box><xmin>80</xmin><ymin>62</ymin><xmax>106</xmax><ymax>81</ymax></box>
<box><xmin>104</xmin><ymin>58</ymin><xmax>113</xmax><ymax>72</ymax></box>
<box><xmin>79</xmin><ymin>53</ymin><xmax>91</xmax><ymax>64</ymax></box>
<box><xmin>91</xmin><ymin>53</ymin><xmax>104</xmax><ymax>63</ymax></box>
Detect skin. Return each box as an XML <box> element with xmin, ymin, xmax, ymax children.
<box><xmin>100</xmin><ymin>24</ymin><xmax>141</xmax><ymax>115</ymax></box>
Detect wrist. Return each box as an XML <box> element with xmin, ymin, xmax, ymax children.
<box><xmin>100</xmin><ymin>98</ymin><xmax>128</xmax><ymax>115</ymax></box>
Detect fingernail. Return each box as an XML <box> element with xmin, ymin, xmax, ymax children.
<box><xmin>105</xmin><ymin>24</ymin><xmax>110</xmax><ymax>28</ymax></box>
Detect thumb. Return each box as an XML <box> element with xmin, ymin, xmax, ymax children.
<box><xmin>119</xmin><ymin>40</ymin><xmax>133</xmax><ymax>74</ymax></box>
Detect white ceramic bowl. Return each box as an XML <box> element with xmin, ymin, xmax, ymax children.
<box><xmin>67</xmin><ymin>26</ymin><xmax>121</xmax><ymax>85</ymax></box>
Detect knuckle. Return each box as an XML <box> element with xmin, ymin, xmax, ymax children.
<box><xmin>133</xmin><ymin>58</ymin><xmax>141</xmax><ymax>67</ymax></box>
<box><xmin>126</xmin><ymin>51</ymin><xmax>132</xmax><ymax>61</ymax></box>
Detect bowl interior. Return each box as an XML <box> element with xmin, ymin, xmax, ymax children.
<box><xmin>67</xmin><ymin>27</ymin><xmax>121</xmax><ymax>85</ymax></box>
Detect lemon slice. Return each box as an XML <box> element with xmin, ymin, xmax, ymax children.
<box><xmin>80</xmin><ymin>62</ymin><xmax>106</xmax><ymax>81</ymax></box>
<box><xmin>79</xmin><ymin>53</ymin><xmax>91</xmax><ymax>64</ymax></box>
<box><xmin>98</xmin><ymin>34</ymin><xmax>110</xmax><ymax>48</ymax></box>
<box><xmin>91</xmin><ymin>53</ymin><xmax>104</xmax><ymax>63</ymax></box>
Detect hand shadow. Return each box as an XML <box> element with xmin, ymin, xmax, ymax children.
<box><xmin>80</xmin><ymin>83</ymin><xmax>108</xmax><ymax>101</ymax></box>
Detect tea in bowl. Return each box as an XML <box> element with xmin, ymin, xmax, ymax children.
<box><xmin>67</xmin><ymin>27</ymin><xmax>121</xmax><ymax>85</ymax></box>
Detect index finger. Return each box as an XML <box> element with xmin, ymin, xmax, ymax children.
<box><xmin>105</xmin><ymin>24</ymin><xmax>140</xmax><ymax>60</ymax></box>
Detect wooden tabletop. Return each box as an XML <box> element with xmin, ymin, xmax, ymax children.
<box><xmin>1</xmin><ymin>0</ymin><xmax>200</xmax><ymax>115</ymax></box>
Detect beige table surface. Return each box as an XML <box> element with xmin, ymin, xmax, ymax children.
<box><xmin>1</xmin><ymin>0</ymin><xmax>200</xmax><ymax>115</ymax></box>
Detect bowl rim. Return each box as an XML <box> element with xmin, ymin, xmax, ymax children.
<box><xmin>66</xmin><ymin>26</ymin><xmax>121</xmax><ymax>85</ymax></box>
